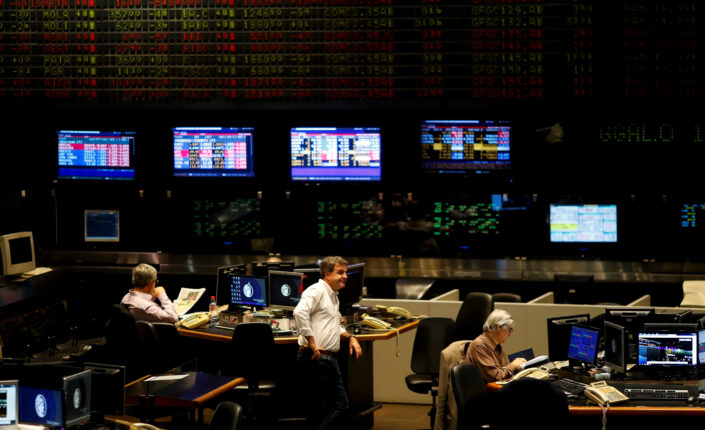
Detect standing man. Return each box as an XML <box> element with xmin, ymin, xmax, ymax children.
<box><xmin>293</xmin><ymin>256</ymin><xmax>362</xmax><ymax>430</ymax></box>
<box><xmin>121</xmin><ymin>263</ymin><xmax>178</xmax><ymax>324</ymax></box>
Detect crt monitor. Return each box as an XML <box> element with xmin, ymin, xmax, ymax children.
<box><xmin>218</xmin><ymin>274</ymin><xmax>267</xmax><ymax>309</ymax></box>
<box><xmin>420</xmin><ymin>119</ymin><xmax>512</xmax><ymax>174</ymax></box>
<box><xmin>637</xmin><ymin>330</ymin><xmax>698</xmax><ymax>368</ymax></box>
<box><xmin>0</xmin><ymin>380</ymin><xmax>18</xmax><ymax>429</ymax></box>
<box><xmin>290</xmin><ymin>127</ymin><xmax>382</xmax><ymax>181</ymax></box>
<box><xmin>603</xmin><ymin>321</ymin><xmax>626</xmax><ymax>374</ymax></box>
<box><xmin>84</xmin><ymin>210</ymin><xmax>120</xmax><ymax>242</ymax></box>
<box><xmin>0</xmin><ymin>231</ymin><xmax>35</xmax><ymax>277</ymax></box>
<box><xmin>549</xmin><ymin>204</ymin><xmax>617</xmax><ymax>243</ymax></box>
<box><xmin>268</xmin><ymin>271</ymin><xmax>304</xmax><ymax>312</ymax></box>
<box><xmin>339</xmin><ymin>262</ymin><xmax>365</xmax><ymax>311</ymax></box>
<box><xmin>567</xmin><ymin>325</ymin><xmax>600</xmax><ymax>366</ymax></box>
<box><xmin>57</xmin><ymin>130</ymin><xmax>136</xmax><ymax>180</ymax></box>
<box><xmin>172</xmin><ymin>127</ymin><xmax>255</xmax><ymax>178</ymax></box>
<box><xmin>546</xmin><ymin>314</ymin><xmax>590</xmax><ymax>361</ymax></box>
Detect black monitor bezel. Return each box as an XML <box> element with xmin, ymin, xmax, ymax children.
<box><xmin>567</xmin><ymin>323</ymin><xmax>600</xmax><ymax>366</ymax></box>
<box><xmin>603</xmin><ymin>321</ymin><xmax>626</xmax><ymax>374</ymax></box>
<box><xmin>267</xmin><ymin>270</ymin><xmax>304</xmax><ymax>312</ymax></box>
<box><xmin>546</xmin><ymin>313</ymin><xmax>591</xmax><ymax>361</ymax></box>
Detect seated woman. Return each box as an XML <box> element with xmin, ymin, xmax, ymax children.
<box><xmin>466</xmin><ymin>309</ymin><xmax>526</xmax><ymax>383</ymax></box>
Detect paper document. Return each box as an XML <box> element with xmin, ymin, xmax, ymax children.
<box><xmin>520</xmin><ymin>355</ymin><xmax>549</xmax><ymax>370</ymax></box>
<box><xmin>145</xmin><ymin>374</ymin><xmax>189</xmax><ymax>382</ymax></box>
<box><xmin>174</xmin><ymin>288</ymin><xmax>206</xmax><ymax>316</ymax></box>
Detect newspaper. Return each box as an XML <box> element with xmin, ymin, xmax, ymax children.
<box><xmin>174</xmin><ymin>287</ymin><xmax>206</xmax><ymax>316</ymax></box>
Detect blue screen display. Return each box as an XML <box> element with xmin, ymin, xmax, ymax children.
<box><xmin>58</xmin><ymin>130</ymin><xmax>136</xmax><ymax>180</ymax></box>
<box><xmin>19</xmin><ymin>386</ymin><xmax>63</xmax><ymax>427</ymax></box>
<box><xmin>228</xmin><ymin>275</ymin><xmax>267</xmax><ymax>307</ymax></box>
<box><xmin>567</xmin><ymin>325</ymin><xmax>599</xmax><ymax>365</ymax></box>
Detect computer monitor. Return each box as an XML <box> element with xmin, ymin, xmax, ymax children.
<box><xmin>84</xmin><ymin>210</ymin><xmax>120</xmax><ymax>242</ymax></box>
<box><xmin>18</xmin><ymin>369</ymin><xmax>91</xmax><ymax>428</ymax></box>
<box><xmin>249</xmin><ymin>260</ymin><xmax>296</xmax><ymax>278</ymax></box>
<box><xmin>606</xmin><ymin>307</ymin><xmax>655</xmax><ymax>362</ymax></box>
<box><xmin>339</xmin><ymin>262</ymin><xmax>365</xmax><ymax>312</ymax></box>
<box><xmin>420</xmin><ymin>119</ymin><xmax>511</xmax><ymax>174</ymax></box>
<box><xmin>637</xmin><ymin>330</ymin><xmax>698</xmax><ymax>368</ymax></box>
<box><xmin>0</xmin><ymin>232</ymin><xmax>35</xmax><ymax>278</ymax></box>
<box><xmin>546</xmin><ymin>314</ymin><xmax>590</xmax><ymax>361</ymax></box>
<box><xmin>603</xmin><ymin>321</ymin><xmax>627</xmax><ymax>374</ymax></box>
<box><xmin>699</xmin><ymin>329</ymin><xmax>705</xmax><ymax>365</ymax></box>
<box><xmin>652</xmin><ymin>309</ymin><xmax>693</xmax><ymax>324</ymax></box>
<box><xmin>57</xmin><ymin>130</ymin><xmax>136</xmax><ymax>180</ymax></box>
<box><xmin>0</xmin><ymin>380</ymin><xmax>18</xmax><ymax>429</ymax></box>
<box><xmin>567</xmin><ymin>325</ymin><xmax>600</xmax><ymax>366</ymax></box>
<box><xmin>549</xmin><ymin>204</ymin><xmax>617</xmax><ymax>243</ymax></box>
<box><xmin>268</xmin><ymin>271</ymin><xmax>304</xmax><ymax>312</ymax></box>
<box><xmin>172</xmin><ymin>127</ymin><xmax>255</xmax><ymax>177</ymax></box>
<box><xmin>219</xmin><ymin>274</ymin><xmax>267</xmax><ymax>309</ymax></box>
<box><xmin>83</xmin><ymin>363</ymin><xmax>125</xmax><ymax>417</ymax></box>
<box><xmin>290</xmin><ymin>127</ymin><xmax>382</xmax><ymax>181</ymax></box>
<box><xmin>294</xmin><ymin>267</ymin><xmax>321</xmax><ymax>291</ymax></box>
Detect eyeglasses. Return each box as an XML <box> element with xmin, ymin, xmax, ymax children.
<box><xmin>503</xmin><ymin>326</ymin><xmax>514</xmax><ymax>334</ymax></box>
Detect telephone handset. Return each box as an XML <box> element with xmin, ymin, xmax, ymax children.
<box><xmin>361</xmin><ymin>313</ymin><xmax>391</xmax><ymax>329</ymax></box>
<box><xmin>584</xmin><ymin>381</ymin><xmax>629</xmax><ymax>406</ymax></box>
<box><xmin>178</xmin><ymin>312</ymin><xmax>210</xmax><ymax>329</ymax></box>
<box><xmin>377</xmin><ymin>305</ymin><xmax>413</xmax><ymax>319</ymax></box>
<box><xmin>133</xmin><ymin>423</ymin><xmax>161</xmax><ymax>430</ymax></box>
<box><xmin>511</xmin><ymin>365</ymin><xmax>551</xmax><ymax>381</ymax></box>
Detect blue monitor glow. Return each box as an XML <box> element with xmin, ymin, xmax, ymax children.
<box><xmin>420</xmin><ymin>120</ymin><xmax>511</xmax><ymax>174</ymax></box>
<box><xmin>0</xmin><ymin>231</ymin><xmax>35</xmax><ymax>278</ymax></box>
<box><xmin>84</xmin><ymin>210</ymin><xmax>120</xmax><ymax>243</ymax></box>
<box><xmin>268</xmin><ymin>271</ymin><xmax>304</xmax><ymax>312</ymax></box>
<box><xmin>546</xmin><ymin>314</ymin><xmax>590</xmax><ymax>361</ymax></box>
<box><xmin>550</xmin><ymin>204</ymin><xmax>617</xmax><ymax>243</ymax></box>
<box><xmin>637</xmin><ymin>331</ymin><xmax>698</xmax><ymax>367</ymax></box>
<box><xmin>19</xmin><ymin>386</ymin><xmax>64</xmax><ymax>428</ymax></box>
<box><xmin>290</xmin><ymin>127</ymin><xmax>382</xmax><ymax>181</ymax></box>
<box><xmin>57</xmin><ymin>130</ymin><xmax>136</xmax><ymax>180</ymax></box>
<box><xmin>173</xmin><ymin>127</ymin><xmax>255</xmax><ymax>177</ymax></box>
<box><xmin>567</xmin><ymin>325</ymin><xmax>600</xmax><ymax>366</ymax></box>
<box><xmin>225</xmin><ymin>275</ymin><xmax>267</xmax><ymax>308</ymax></box>
<box><xmin>0</xmin><ymin>380</ymin><xmax>19</xmax><ymax>428</ymax></box>
<box><xmin>699</xmin><ymin>329</ymin><xmax>705</xmax><ymax>364</ymax></box>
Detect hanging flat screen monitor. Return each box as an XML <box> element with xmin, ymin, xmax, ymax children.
<box><xmin>173</xmin><ymin>127</ymin><xmax>255</xmax><ymax>177</ymax></box>
<box><xmin>290</xmin><ymin>127</ymin><xmax>382</xmax><ymax>181</ymax></box>
<box><xmin>84</xmin><ymin>210</ymin><xmax>119</xmax><ymax>243</ymax></box>
<box><xmin>420</xmin><ymin>120</ymin><xmax>511</xmax><ymax>174</ymax></box>
<box><xmin>550</xmin><ymin>204</ymin><xmax>617</xmax><ymax>243</ymax></box>
<box><xmin>57</xmin><ymin>130</ymin><xmax>136</xmax><ymax>180</ymax></box>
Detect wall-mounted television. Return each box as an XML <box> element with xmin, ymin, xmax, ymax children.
<box><xmin>290</xmin><ymin>127</ymin><xmax>381</xmax><ymax>181</ymax></box>
<box><xmin>57</xmin><ymin>130</ymin><xmax>136</xmax><ymax>180</ymax></box>
<box><xmin>173</xmin><ymin>127</ymin><xmax>255</xmax><ymax>177</ymax></box>
<box><xmin>84</xmin><ymin>210</ymin><xmax>120</xmax><ymax>243</ymax></box>
<box><xmin>550</xmin><ymin>204</ymin><xmax>617</xmax><ymax>243</ymax></box>
<box><xmin>420</xmin><ymin>120</ymin><xmax>511</xmax><ymax>174</ymax></box>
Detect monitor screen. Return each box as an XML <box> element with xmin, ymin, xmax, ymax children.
<box><xmin>420</xmin><ymin>120</ymin><xmax>511</xmax><ymax>174</ymax></box>
<box><xmin>604</xmin><ymin>321</ymin><xmax>626</xmax><ymax>373</ymax></box>
<box><xmin>0</xmin><ymin>380</ymin><xmax>18</xmax><ymax>428</ymax></box>
<box><xmin>546</xmin><ymin>314</ymin><xmax>590</xmax><ymax>361</ymax></box>
<box><xmin>268</xmin><ymin>271</ymin><xmax>304</xmax><ymax>311</ymax></box>
<box><xmin>224</xmin><ymin>275</ymin><xmax>267</xmax><ymax>308</ymax></box>
<box><xmin>18</xmin><ymin>386</ymin><xmax>64</xmax><ymax>427</ymax></box>
<box><xmin>290</xmin><ymin>127</ymin><xmax>382</xmax><ymax>181</ymax></box>
<box><xmin>84</xmin><ymin>363</ymin><xmax>124</xmax><ymax>417</ymax></box>
<box><xmin>57</xmin><ymin>130</ymin><xmax>136</xmax><ymax>180</ymax></box>
<box><xmin>0</xmin><ymin>232</ymin><xmax>35</xmax><ymax>277</ymax></box>
<box><xmin>549</xmin><ymin>204</ymin><xmax>617</xmax><ymax>243</ymax></box>
<box><xmin>567</xmin><ymin>325</ymin><xmax>600</xmax><ymax>365</ymax></box>
<box><xmin>699</xmin><ymin>330</ymin><xmax>705</xmax><ymax>365</ymax></box>
<box><xmin>339</xmin><ymin>262</ymin><xmax>365</xmax><ymax>311</ymax></box>
<box><xmin>638</xmin><ymin>331</ymin><xmax>698</xmax><ymax>367</ymax></box>
<box><xmin>84</xmin><ymin>210</ymin><xmax>120</xmax><ymax>242</ymax></box>
<box><xmin>172</xmin><ymin>127</ymin><xmax>255</xmax><ymax>177</ymax></box>
<box><xmin>294</xmin><ymin>268</ymin><xmax>321</xmax><ymax>290</ymax></box>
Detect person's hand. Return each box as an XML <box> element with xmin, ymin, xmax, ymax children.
<box><xmin>152</xmin><ymin>286</ymin><xmax>166</xmax><ymax>298</ymax></box>
<box><xmin>510</xmin><ymin>357</ymin><xmax>527</xmax><ymax>371</ymax></box>
<box><xmin>310</xmin><ymin>344</ymin><xmax>321</xmax><ymax>360</ymax></box>
<box><xmin>349</xmin><ymin>336</ymin><xmax>362</xmax><ymax>358</ymax></box>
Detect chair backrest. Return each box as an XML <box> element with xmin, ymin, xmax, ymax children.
<box><xmin>410</xmin><ymin>317</ymin><xmax>455</xmax><ymax>375</ymax></box>
<box><xmin>208</xmin><ymin>401</ymin><xmax>243</xmax><ymax>430</ymax></box>
<box><xmin>492</xmin><ymin>292</ymin><xmax>521</xmax><ymax>303</ymax></box>
<box><xmin>681</xmin><ymin>281</ymin><xmax>705</xmax><ymax>307</ymax></box>
<box><xmin>455</xmin><ymin>292</ymin><xmax>493</xmax><ymax>341</ymax></box>
<box><xmin>152</xmin><ymin>322</ymin><xmax>188</xmax><ymax>371</ymax></box>
<box><xmin>135</xmin><ymin>321</ymin><xmax>165</xmax><ymax>373</ymax></box>
<box><xmin>490</xmin><ymin>378</ymin><xmax>569</xmax><ymax>430</ymax></box>
<box><xmin>229</xmin><ymin>323</ymin><xmax>275</xmax><ymax>390</ymax></box>
<box><xmin>105</xmin><ymin>304</ymin><xmax>148</xmax><ymax>380</ymax></box>
<box><xmin>450</xmin><ymin>362</ymin><xmax>489</xmax><ymax>430</ymax></box>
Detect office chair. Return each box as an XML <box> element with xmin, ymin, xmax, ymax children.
<box><xmin>404</xmin><ymin>317</ymin><xmax>455</xmax><ymax>429</ymax></box>
<box><xmin>450</xmin><ymin>362</ymin><xmax>490</xmax><ymax>430</ymax></box>
<box><xmin>152</xmin><ymin>322</ymin><xmax>191</xmax><ymax>372</ymax></box>
<box><xmin>227</xmin><ymin>323</ymin><xmax>277</xmax><ymax>426</ymax></box>
<box><xmin>489</xmin><ymin>378</ymin><xmax>568</xmax><ymax>430</ymax></box>
<box><xmin>492</xmin><ymin>292</ymin><xmax>521</xmax><ymax>303</ymax></box>
<box><xmin>105</xmin><ymin>304</ymin><xmax>146</xmax><ymax>381</ymax></box>
<box><xmin>681</xmin><ymin>280</ymin><xmax>705</xmax><ymax>307</ymax></box>
<box><xmin>209</xmin><ymin>401</ymin><xmax>243</xmax><ymax>430</ymax></box>
<box><xmin>455</xmin><ymin>292</ymin><xmax>493</xmax><ymax>341</ymax></box>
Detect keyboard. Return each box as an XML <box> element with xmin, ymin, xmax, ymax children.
<box><xmin>551</xmin><ymin>378</ymin><xmax>589</xmax><ymax>395</ymax></box>
<box><xmin>619</xmin><ymin>384</ymin><xmax>693</xmax><ymax>401</ymax></box>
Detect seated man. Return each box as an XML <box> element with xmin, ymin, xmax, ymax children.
<box><xmin>466</xmin><ymin>309</ymin><xmax>526</xmax><ymax>383</ymax></box>
<box><xmin>121</xmin><ymin>263</ymin><xmax>178</xmax><ymax>323</ymax></box>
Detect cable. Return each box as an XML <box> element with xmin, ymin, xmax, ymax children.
<box><xmin>599</xmin><ymin>402</ymin><xmax>610</xmax><ymax>430</ymax></box>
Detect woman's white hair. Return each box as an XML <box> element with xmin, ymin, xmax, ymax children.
<box><xmin>483</xmin><ymin>309</ymin><xmax>514</xmax><ymax>333</ymax></box>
